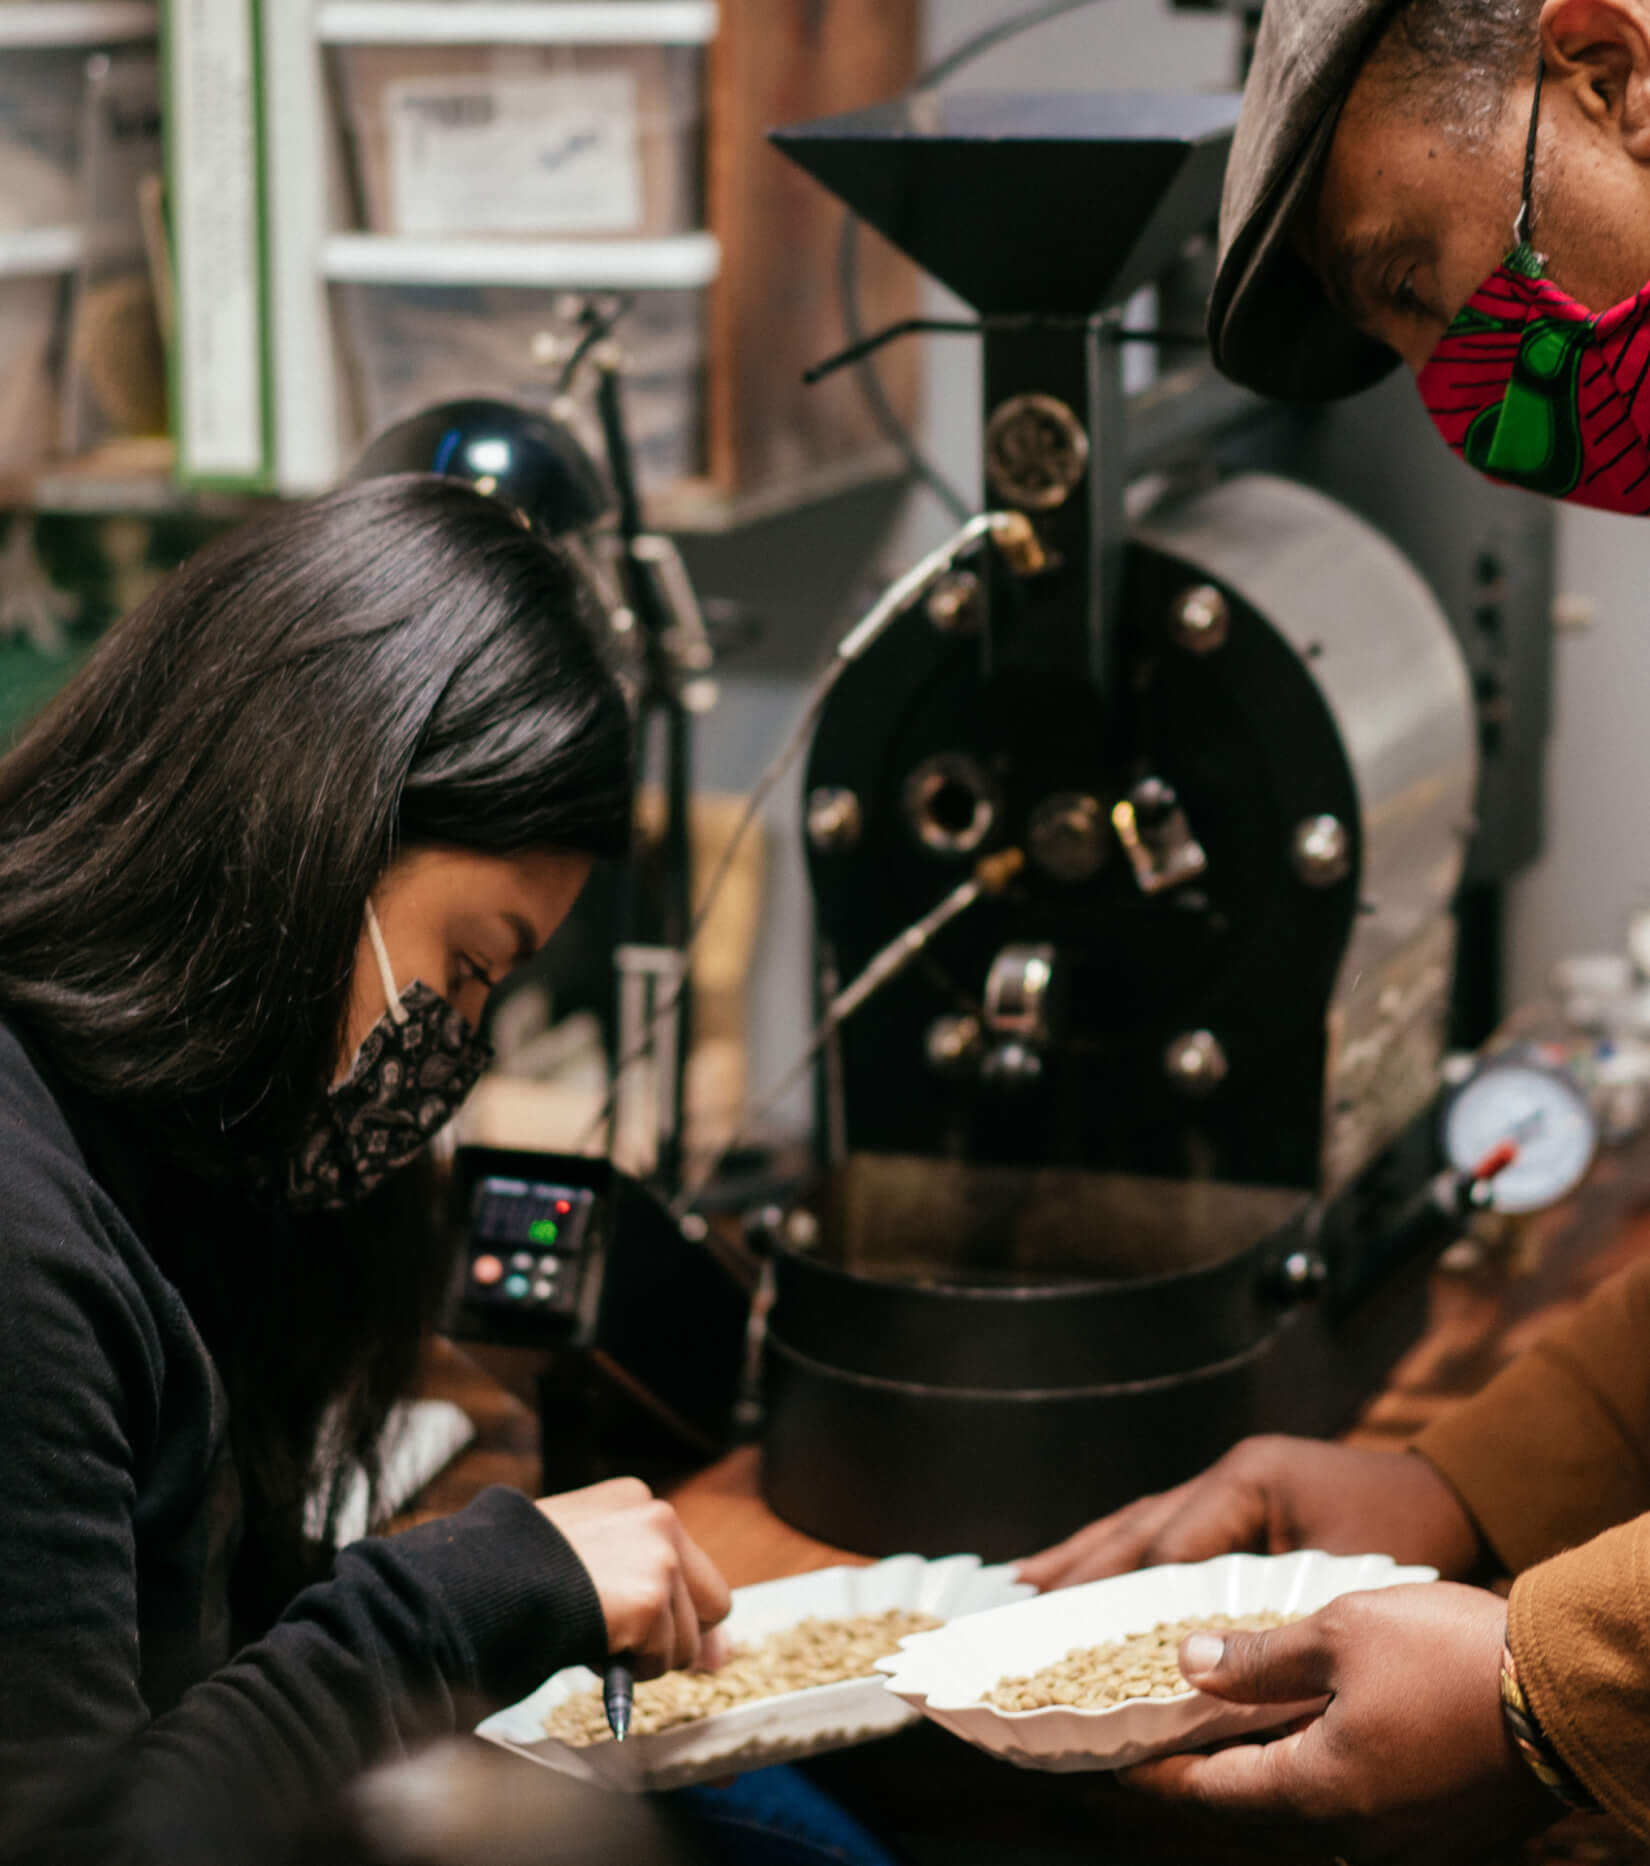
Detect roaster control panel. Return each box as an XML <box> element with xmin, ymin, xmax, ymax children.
<box><xmin>462</xmin><ymin>1174</ymin><xmax>595</xmax><ymax>1323</ymax></box>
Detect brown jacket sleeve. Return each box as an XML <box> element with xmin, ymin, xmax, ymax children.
<box><xmin>1412</xmin><ymin>1250</ymin><xmax>1650</xmax><ymax>1836</ymax></box>
<box><xmin>1414</xmin><ymin>1248</ymin><xmax>1650</xmax><ymax>1573</ymax></box>
<box><xmin>1506</xmin><ymin>1520</ymin><xmax>1650</xmax><ymax>1842</ymax></box>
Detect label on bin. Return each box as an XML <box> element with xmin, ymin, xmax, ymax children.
<box><xmin>385</xmin><ymin>72</ymin><xmax>643</xmax><ymax>236</ymax></box>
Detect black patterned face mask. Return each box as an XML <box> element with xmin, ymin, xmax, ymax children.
<box><xmin>283</xmin><ymin>901</ymin><xmax>493</xmax><ymax>1212</ymax></box>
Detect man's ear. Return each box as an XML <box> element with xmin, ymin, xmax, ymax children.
<box><xmin>1541</xmin><ymin>0</ymin><xmax>1650</xmax><ymax>157</ymax></box>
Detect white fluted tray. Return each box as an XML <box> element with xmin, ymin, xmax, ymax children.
<box><xmin>478</xmin><ymin>1553</ymin><xmax>1033</xmax><ymax>1792</ymax></box>
<box><xmin>876</xmin><ymin>1549</ymin><xmax>1437</xmax><ymax>1773</ymax></box>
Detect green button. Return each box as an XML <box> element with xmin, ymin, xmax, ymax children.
<box><xmin>529</xmin><ymin>1219</ymin><xmax>560</xmax><ymax>1245</ymax></box>
<box><xmin>504</xmin><ymin>1273</ymin><xmax>530</xmax><ymax>1299</ymax></box>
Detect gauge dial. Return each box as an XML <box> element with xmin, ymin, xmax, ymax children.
<box><xmin>1442</xmin><ymin>1057</ymin><xmax>1598</xmax><ymax>1214</ymax></box>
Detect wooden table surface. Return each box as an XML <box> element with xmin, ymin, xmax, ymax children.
<box><xmin>406</xmin><ymin>1134</ymin><xmax>1650</xmax><ymax>1862</ymax></box>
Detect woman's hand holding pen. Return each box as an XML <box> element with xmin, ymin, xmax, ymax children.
<box><xmin>538</xmin><ymin>1478</ymin><xmax>731</xmax><ymax>1676</ymax></box>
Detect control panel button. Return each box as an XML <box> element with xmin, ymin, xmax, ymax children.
<box><xmin>537</xmin><ymin>1254</ymin><xmax>561</xmax><ymax>1276</ymax></box>
<box><xmin>503</xmin><ymin>1273</ymin><xmax>530</xmax><ymax>1300</ymax></box>
<box><xmin>509</xmin><ymin>1252</ymin><xmax>534</xmax><ymax>1272</ymax></box>
<box><xmin>531</xmin><ymin>1278</ymin><xmax>555</xmax><ymax>1302</ymax></box>
<box><xmin>471</xmin><ymin>1254</ymin><xmax>504</xmax><ymax>1287</ymax></box>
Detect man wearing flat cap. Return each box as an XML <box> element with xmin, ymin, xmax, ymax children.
<box><xmin>1218</xmin><ymin>0</ymin><xmax>1650</xmax><ymax>514</ymax></box>
<box><xmin>1019</xmin><ymin>0</ymin><xmax>1650</xmax><ymax>1854</ymax></box>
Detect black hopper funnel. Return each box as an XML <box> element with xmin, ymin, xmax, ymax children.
<box><xmin>771</xmin><ymin>91</ymin><xmax>1240</xmax><ymax>317</ymax></box>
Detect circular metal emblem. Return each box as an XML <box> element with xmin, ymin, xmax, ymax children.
<box><xmin>984</xmin><ymin>393</ymin><xmax>1090</xmax><ymax>511</ymax></box>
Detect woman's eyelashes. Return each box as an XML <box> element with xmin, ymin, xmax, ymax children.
<box><xmin>451</xmin><ymin>953</ymin><xmax>497</xmax><ymax>997</ymax></box>
<box><xmin>451</xmin><ymin>915</ymin><xmax>535</xmax><ymax>1001</ymax></box>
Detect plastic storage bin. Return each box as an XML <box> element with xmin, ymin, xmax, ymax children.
<box><xmin>0</xmin><ymin>47</ymin><xmax>87</xmax><ymax>230</ymax></box>
<box><xmin>331</xmin><ymin>43</ymin><xmax>702</xmax><ymax>239</ymax></box>
<box><xmin>63</xmin><ymin>49</ymin><xmax>167</xmax><ymax>450</ymax></box>
<box><xmin>0</xmin><ymin>269</ymin><xmax>70</xmax><ymax>467</ymax></box>
<box><xmin>334</xmin><ymin>282</ymin><xmax>704</xmax><ymax>493</ymax></box>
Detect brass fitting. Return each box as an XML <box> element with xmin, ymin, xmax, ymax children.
<box><xmin>986</xmin><ymin>511</ymin><xmax>1048</xmax><ymax>577</ymax></box>
<box><xmin>974</xmin><ymin>846</ymin><xmax>1027</xmax><ymax>894</ymax></box>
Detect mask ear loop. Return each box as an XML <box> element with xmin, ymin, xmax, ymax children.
<box><xmin>364</xmin><ymin>899</ymin><xmax>411</xmax><ymax>1027</ymax></box>
<box><xmin>1509</xmin><ymin>54</ymin><xmax>1548</xmax><ymax>277</ymax></box>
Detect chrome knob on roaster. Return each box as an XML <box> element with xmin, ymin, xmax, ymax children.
<box><xmin>981</xmin><ymin>942</ymin><xmax>1062</xmax><ymax>1088</ymax></box>
<box><xmin>1112</xmin><ymin>776</ymin><xmax>1208</xmax><ymax>896</ymax></box>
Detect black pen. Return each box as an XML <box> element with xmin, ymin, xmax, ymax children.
<box><xmin>603</xmin><ymin>1656</ymin><xmax>634</xmax><ymax>1742</ymax></box>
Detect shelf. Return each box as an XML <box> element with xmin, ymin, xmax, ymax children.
<box><xmin>321</xmin><ymin>231</ymin><xmax>721</xmax><ymax>290</ymax></box>
<box><xmin>17</xmin><ymin>0</ymin><xmax>919</xmax><ymax>512</ymax></box>
<box><xmin>0</xmin><ymin>438</ymin><xmax>910</xmax><ymax>534</ymax></box>
<box><xmin>0</xmin><ymin>226</ymin><xmax>84</xmax><ymax>277</ymax></box>
<box><xmin>315</xmin><ymin>2</ymin><xmax>718</xmax><ymax>45</ymax></box>
<box><xmin>0</xmin><ymin>440</ymin><xmax>267</xmax><ymax>517</ymax></box>
<box><xmin>0</xmin><ymin>2</ymin><xmax>157</xmax><ymax>46</ymax></box>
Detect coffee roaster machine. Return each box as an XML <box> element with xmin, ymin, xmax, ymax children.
<box><xmin>435</xmin><ymin>87</ymin><xmax>1555</xmax><ymax>1562</ymax></box>
<box><xmin>741</xmin><ymin>90</ymin><xmax>1544</xmax><ymax>1563</ymax></box>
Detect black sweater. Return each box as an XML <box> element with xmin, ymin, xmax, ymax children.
<box><xmin>0</xmin><ymin>1024</ymin><xmax>607</xmax><ymax>1862</ymax></box>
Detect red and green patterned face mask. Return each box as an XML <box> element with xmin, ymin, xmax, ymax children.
<box><xmin>1418</xmin><ymin>58</ymin><xmax>1650</xmax><ymax>514</ymax></box>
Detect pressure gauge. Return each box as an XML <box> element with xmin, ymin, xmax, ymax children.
<box><xmin>1442</xmin><ymin>1052</ymin><xmax>1599</xmax><ymax>1214</ymax></box>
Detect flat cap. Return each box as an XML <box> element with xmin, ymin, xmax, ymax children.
<box><xmin>1207</xmin><ymin>0</ymin><xmax>1403</xmax><ymax>400</ymax></box>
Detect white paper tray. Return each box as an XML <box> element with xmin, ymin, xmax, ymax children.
<box><xmin>477</xmin><ymin>1552</ymin><xmax>1032</xmax><ymax>1792</ymax></box>
<box><xmin>877</xmin><ymin>1549</ymin><xmax>1438</xmax><ymax>1773</ymax></box>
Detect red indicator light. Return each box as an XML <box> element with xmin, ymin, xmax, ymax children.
<box><xmin>554</xmin><ymin>1199</ymin><xmax>572</xmax><ymax>1216</ymax></box>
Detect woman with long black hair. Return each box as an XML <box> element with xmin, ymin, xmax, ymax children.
<box><xmin>0</xmin><ymin>475</ymin><xmax>730</xmax><ymax>1860</ymax></box>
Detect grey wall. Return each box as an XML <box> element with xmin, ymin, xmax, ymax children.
<box><xmin>1506</xmin><ymin>510</ymin><xmax>1650</xmax><ymax>997</ymax></box>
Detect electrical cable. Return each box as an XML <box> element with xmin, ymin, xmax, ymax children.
<box><xmin>806</xmin><ymin>316</ymin><xmax>1209</xmax><ymax>385</ymax></box>
<box><xmin>838</xmin><ymin>201</ymin><xmax>971</xmax><ymax>522</ymax></box>
<box><xmin>837</xmin><ymin>0</ymin><xmax>1113</xmax><ymax>520</ymax></box>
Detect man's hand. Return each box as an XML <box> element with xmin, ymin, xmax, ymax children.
<box><xmin>1016</xmin><ymin>1438</ymin><xmax>1484</xmax><ymax>1589</ymax></box>
<box><xmin>1119</xmin><ymin>1583</ymin><xmax>1559</xmax><ymax>1865</ymax></box>
<box><xmin>536</xmin><ymin>1478</ymin><xmax>731</xmax><ymax>1677</ymax></box>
